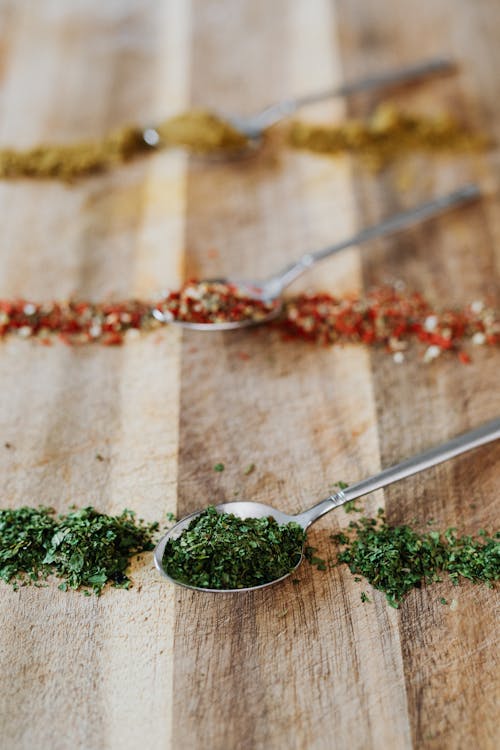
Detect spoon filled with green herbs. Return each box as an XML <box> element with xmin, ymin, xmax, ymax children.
<box><xmin>155</xmin><ymin>418</ymin><xmax>500</xmax><ymax>592</ymax></box>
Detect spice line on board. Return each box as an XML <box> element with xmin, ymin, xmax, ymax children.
<box><xmin>0</xmin><ymin>283</ymin><xmax>498</xmax><ymax>362</ymax></box>
<box><xmin>0</xmin><ymin>104</ymin><xmax>485</xmax><ymax>180</ymax></box>
<box><xmin>0</xmin><ymin>503</ymin><xmax>497</xmax><ymax>607</ymax></box>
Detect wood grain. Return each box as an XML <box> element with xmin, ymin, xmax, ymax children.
<box><xmin>0</xmin><ymin>2</ymin><xmax>189</xmax><ymax>748</ymax></box>
<box><xmin>336</xmin><ymin>2</ymin><xmax>500</xmax><ymax>747</ymax></box>
<box><xmin>0</xmin><ymin>1</ymin><xmax>498</xmax><ymax>749</ymax></box>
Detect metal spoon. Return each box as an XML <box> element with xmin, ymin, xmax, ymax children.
<box><xmin>143</xmin><ymin>57</ymin><xmax>454</xmax><ymax>151</ymax></box>
<box><xmin>154</xmin><ymin>417</ymin><xmax>500</xmax><ymax>592</ymax></box>
<box><xmin>152</xmin><ymin>183</ymin><xmax>480</xmax><ymax>330</ymax></box>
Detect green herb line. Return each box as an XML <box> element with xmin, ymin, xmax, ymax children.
<box><xmin>0</xmin><ymin>504</ymin><xmax>498</xmax><ymax>601</ymax></box>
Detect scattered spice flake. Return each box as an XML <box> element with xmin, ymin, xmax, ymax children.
<box><xmin>360</xmin><ymin>592</ymin><xmax>371</xmax><ymax>603</ymax></box>
<box><xmin>344</xmin><ymin>502</ymin><xmax>363</xmax><ymax>514</ymax></box>
<box><xmin>213</xmin><ymin>463</ymin><xmax>225</xmax><ymax>473</ymax></box>
<box><xmin>95</xmin><ymin>453</ymin><xmax>105</xmax><ymax>462</ymax></box>
<box><xmin>4</xmin><ymin>442</ymin><xmax>12</xmax><ymax>449</ymax></box>
<box><xmin>304</xmin><ymin>546</ymin><xmax>328</xmax><ymax>571</ymax></box>
<box><xmin>243</xmin><ymin>463</ymin><xmax>256</xmax><ymax>476</ymax></box>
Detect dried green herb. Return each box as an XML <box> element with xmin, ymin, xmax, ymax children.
<box><xmin>162</xmin><ymin>505</ymin><xmax>306</xmax><ymax>589</ymax></box>
<box><xmin>0</xmin><ymin>507</ymin><xmax>58</xmax><ymax>588</ymax></box>
<box><xmin>243</xmin><ymin>463</ymin><xmax>256</xmax><ymax>476</ymax></box>
<box><xmin>304</xmin><ymin>545</ymin><xmax>327</xmax><ymax>571</ymax></box>
<box><xmin>213</xmin><ymin>463</ymin><xmax>225</xmax><ymax>473</ymax></box>
<box><xmin>331</xmin><ymin>511</ymin><xmax>499</xmax><ymax>608</ymax></box>
<box><xmin>0</xmin><ymin>506</ymin><xmax>158</xmax><ymax>595</ymax></box>
<box><xmin>344</xmin><ymin>501</ymin><xmax>363</xmax><ymax>514</ymax></box>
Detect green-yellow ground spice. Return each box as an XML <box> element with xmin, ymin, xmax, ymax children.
<box><xmin>0</xmin><ymin>104</ymin><xmax>485</xmax><ymax>180</ymax></box>
<box><xmin>289</xmin><ymin>104</ymin><xmax>486</xmax><ymax>167</ymax></box>
<box><xmin>0</xmin><ymin>110</ymin><xmax>247</xmax><ymax>180</ymax></box>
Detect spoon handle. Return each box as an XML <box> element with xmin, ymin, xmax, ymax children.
<box><xmin>268</xmin><ymin>185</ymin><xmax>480</xmax><ymax>293</ymax></box>
<box><xmin>297</xmin><ymin>417</ymin><xmax>500</xmax><ymax>527</ymax></box>
<box><xmin>250</xmin><ymin>57</ymin><xmax>454</xmax><ymax>130</ymax></box>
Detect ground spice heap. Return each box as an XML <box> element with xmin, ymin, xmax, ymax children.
<box><xmin>0</xmin><ymin>506</ymin><xmax>158</xmax><ymax>595</ymax></box>
<box><xmin>289</xmin><ymin>104</ymin><xmax>485</xmax><ymax>167</ymax></box>
<box><xmin>331</xmin><ymin>510</ymin><xmax>500</xmax><ymax>608</ymax></box>
<box><xmin>152</xmin><ymin>110</ymin><xmax>249</xmax><ymax>153</ymax></box>
<box><xmin>162</xmin><ymin>506</ymin><xmax>306</xmax><ymax>590</ymax></box>
<box><xmin>0</xmin><ymin>284</ymin><xmax>498</xmax><ymax>359</ymax></box>
<box><xmin>155</xmin><ymin>280</ymin><xmax>280</xmax><ymax>326</ymax></box>
<box><xmin>0</xmin><ymin>110</ymin><xmax>248</xmax><ymax>181</ymax></box>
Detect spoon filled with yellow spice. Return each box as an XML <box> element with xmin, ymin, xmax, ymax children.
<box><xmin>152</xmin><ymin>184</ymin><xmax>479</xmax><ymax>330</ymax></box>
<box><xmin>155</xmin><ymin>417</ymin><xmax>500</xmax><ymax>592</ymax></box>
<box><xmin>143</xmin><ymin>57</ymin><xmax>453</xmax><ymax>154</ymax></box>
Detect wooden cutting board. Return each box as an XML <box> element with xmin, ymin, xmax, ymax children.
<box><xmin>0</xmin><ymin>1</ymin><xmax>498</xmax><ymax>748</ymax></box>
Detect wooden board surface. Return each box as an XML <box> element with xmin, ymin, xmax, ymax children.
<box><xmin>0</xmin><ymin>1</ymin><xmax>499</xmax><ymax>749</ymax></box>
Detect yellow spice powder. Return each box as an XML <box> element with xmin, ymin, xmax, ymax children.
<box><xmin>289</xmin><ymin>104</ymin><xmax>486</xmax><ymax>168</ymax></box>
<box><xmin>0</xmin><ymin>104</ymin><xmax>486</xmax><ymax>180</ymax></box>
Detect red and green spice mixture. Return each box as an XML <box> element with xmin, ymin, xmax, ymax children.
<box><xmin>154</xmin><ymin>280</ymin><xmax>280</xmax><ymax>325</ymax></box>
<box><xmin>0</xmin><ymin>281</ymin><xmax>498</xmax><ymax>360</ymax></box>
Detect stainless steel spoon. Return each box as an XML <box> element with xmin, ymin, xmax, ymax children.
<box><xmin>152</xmin><ymin>183</ymin><xmax>480</xmax><ymax>330</ymax></box>
<box><xmin>143</xmin><ymin>57</ymin><xmax>454</xmax><ymax>151</ymax></box>
<box><xmin>154</xmin><ymin>417</ymin><xmax>500</xmax><ymax>592</ymax></box>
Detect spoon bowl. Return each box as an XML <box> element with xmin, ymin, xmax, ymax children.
<box><xmin>154</xmin><ymin>500</ymin><xmax>303</xmax><ymax>593</ymax></box>
<box><xmin>152</xmin><ymin>277</ymin><xmax>283</xmax><ymax>331</ymax></box>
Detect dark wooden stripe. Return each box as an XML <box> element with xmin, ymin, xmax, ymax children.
<box><xmin>337</xmin><ymin>1</ymin><xmax>500</xmax><ymax>747</ymax></box>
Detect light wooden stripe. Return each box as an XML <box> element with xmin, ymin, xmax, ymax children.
<box><xmin>0</xmin><ymin>1</ymin><xmax>190</xmax><ymax>748</ymax></box>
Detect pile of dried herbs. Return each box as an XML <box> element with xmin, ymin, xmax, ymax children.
<box><xmin>331</xmin><ymin>510</ymin><xmax>499</xmax><ymax>607</ymax></box>
<box><xmin>162</xmin><ymin>505</ymin><xmax>306</xmax><ymax>589</ymax></box>
<box><xmin>0</xmin><ymin>506</ymin><xmax>158</xmax><ymax>595</ymax></box>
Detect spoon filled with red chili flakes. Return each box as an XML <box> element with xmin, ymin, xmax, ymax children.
<box><xmin>153</xmin><ymin>279</ymin><xmax>281</xmax><ymax>330</ymax></box>
<box><xmin>152</xmin><ymin>185</ymin><xmax>479</xmax><ymax>331</ymax></box>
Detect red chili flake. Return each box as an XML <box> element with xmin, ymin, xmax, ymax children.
<box><xmin>102</xmin><ymin>333</ymin><xmax>124</xmax><ymax>346</ymax></box>
<box><xmin>237</xmin><ymin>351</ymin><xmax>251</xmax><ymax>361</ymax></box>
